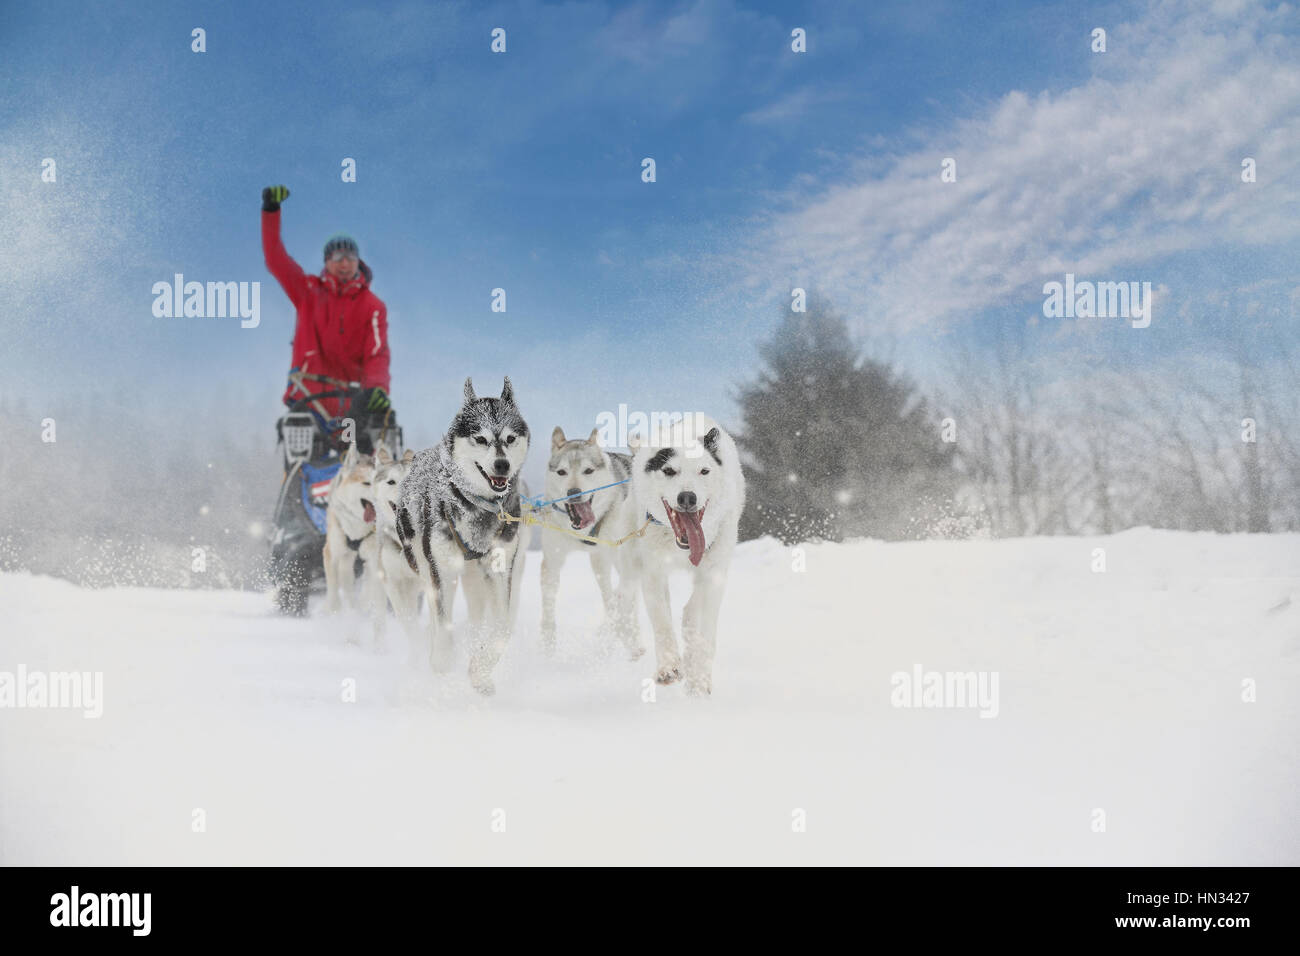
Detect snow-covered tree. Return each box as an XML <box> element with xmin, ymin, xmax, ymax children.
<box><xmin>736</xmin><ymin>300</ymin><xmax>956</xmax><ymax>543</ymax></box>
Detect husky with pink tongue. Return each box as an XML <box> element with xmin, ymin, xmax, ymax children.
<box><xmin>539</xmin><ymin>427</ymin><xmax>644</xmax><ymax>660</ymax></box>
<box><xmin>626</xmin><ymin>414</ymin><xmax>745</xmax><ymax>695</ymax></box>
<box><xmin>322</xmin><ymin>443</ymin><xmax>378</xmax><ymax>637</ymax></box>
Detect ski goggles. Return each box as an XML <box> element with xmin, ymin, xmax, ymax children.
<box><xmin>326</xmin><ymin>247</ymin><xmax>359</xmax><ymax>262</ymax></box>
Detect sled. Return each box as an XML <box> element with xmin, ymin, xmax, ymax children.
<box><xmin>267</xmin><ymin>374</ymin><xmax>403</xmax><ymax>615</ymax></box>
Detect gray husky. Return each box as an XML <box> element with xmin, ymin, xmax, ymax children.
<box><xmin>395</xmin><ymin>377</ymin><xmax>530</xmax><ymax>695</ymax></box>
<box><xmin>540</xmin><ymin>427</ymin><xmax>644</xmax><ymax>659</ymax></box>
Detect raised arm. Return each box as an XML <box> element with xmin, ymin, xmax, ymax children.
<box><xmin>260</xmin><ymin>185</ymin><xmax>306</xmax><ymax>307</ymax></box>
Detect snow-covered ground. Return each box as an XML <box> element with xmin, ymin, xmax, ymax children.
<box><xmin>1</xmin><ymin>529</ymin><xmax>1297</xmax><ymax>865</ymax></box>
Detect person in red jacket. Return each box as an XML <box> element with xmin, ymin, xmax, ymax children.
<box><xmin>261</xmin><ymin>184</ymin><xmax>392</xmax><ymax>437</ymax></box>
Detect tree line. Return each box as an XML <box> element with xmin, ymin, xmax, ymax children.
<box><xmin>736</xmin><ymin>298</ymin><xmax>1299</xmax><ymax>542</ymax></box>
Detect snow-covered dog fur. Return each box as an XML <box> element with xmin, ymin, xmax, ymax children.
<box><xmin>539</xmin><ymin>427</ymin><xmax>643</xmax><ymax>659</ymax></box>
<box><xmin>626</xmin><ymin>415</ymin><xmax>745</xmax><ymax>695</ymax></box>
<box><xmin>365</xmin><ymin>445</ymin><xmax>417</xmax><ymax>648</ymax></box>
<box><xmin>322</xmin><ymin>444</ymin><xmax>376</xmax><ymax>628</ymax></box>
<box><xmin>395</xmin><ymin>377</ymin><xmax>530</xmax><ymax>695</ymax></box>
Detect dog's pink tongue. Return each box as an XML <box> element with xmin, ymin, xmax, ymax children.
<box><xmin>680</xmin><ymin>510</ymin><xmax>706</xmax><ymax>566</ymax></box>
<box><xmin>363</xmin><ymin>502</ymin><xmax>376</xmax><ymax>523</ymax></box>
<box><xmin>570</xmin><ymin>500</ymin><xmax>595</xmax><ymax>528</ymax></box>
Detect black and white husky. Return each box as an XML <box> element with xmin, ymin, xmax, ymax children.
<box><xmin>539</xmin><ymin>427</ymin><xmax>644</xmax><ymax>659</ymax></box>
<box><xmin>626</xmin><ymin>415</ymin><xmax>745</xmax><ymax>696</ymax></box>
<box><xmin>394</xmin><ymin>377</ymin><xmax>530</xmax><ymax>695</ymax></box>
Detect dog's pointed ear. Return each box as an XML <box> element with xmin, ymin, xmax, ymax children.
<box><xmin>343</xmin><ymin>443</ymin><xmax>358</xmax><ymax>468</ymax></box>
<box><xmin>401</xmin><ymin>448</ymin><xmax>415</xmax><ymax>464</ymax></box>
<box><xmin>376</xmin><ymin>444</ymin><xmax>393</xmax><ymax>466</ymax></box>
<box><xmin>587</xmin><ymin>427</ymin><xmax>600</xmax><ymax>446</ymax></box>
<box><xmin>551</xmin><ymin>426</ymin><xmax>566</xmax><ymax>450</ymax></box>
<box><xmin>463</xmin><ymin>377</ymin><xmax>476</xmax><ymax>404</ymax></box>
<box><xmin>501</xmin><ymin>376</ymin><xmax>515</xmax><ymax>405</ymax></box>
<box><xmin>703</xmin><ymin>427</ymin><xmax>721</xmax><ymax>464</ymax></box>
<box><xmin>628</xmin><ymin>433</ymin><xmax>642</xmax><ymax>452</ymax></box>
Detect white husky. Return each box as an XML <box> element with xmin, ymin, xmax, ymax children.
<box><xmin>365</xmin><ymin>445</ymin><xmax>417</xmax><ymax>649</ymax></box>
<box><xmin>539</xmin><ymin>426</ymin><xmax>644</xmax><ymax>659</ymax></box>
<box><xmin>322</xmin><ymin>444</ymin><xmax>376</xmax><ymax>634</ymax></box>
<box><xmin>625</xmin><ymin>415</ymin><xmax>745</xmax><ymax>695</ymax></box>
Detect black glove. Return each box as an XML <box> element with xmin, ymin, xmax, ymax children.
<box><xmin>262</xmin><ymin>184</ymin><xmax>290</xmax><ymax>212</ymax></box>
<box><xmin>348</xmin><ymin>387</ymin><xmax>391</xmax><ymax>419</ymax></box>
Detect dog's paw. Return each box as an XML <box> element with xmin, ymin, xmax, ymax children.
<box><xmin>540</xmin><ymin>630</ymin><xmax>557</xmax><ymax>656</ymax></box>
<box><xmin>655</xmin><ymin>666</ymin><xmax>681</xmax><ymax>685</ymax></box>
<box><xmin>430</xmin><ymin>640</ymin><xmax>455</xmax><ymax>673</ymax></box>
<box><xmin>472</xmin><ymin>678</ymin><xmax>496</xmax><ymax>697</ymax></box>
<box><xmin>626</xmin><ymin>643</ymin><xmax>646</xmax><ymax>662</ymax></box>
<box><xmin>685</xmin><ymin>677</ymin><xmax>712</xmax><ymax>697</ymax></box>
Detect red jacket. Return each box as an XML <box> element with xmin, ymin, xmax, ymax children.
<box><xmin>262</xmin><ymin>210</ymin><xmax>390</xmax><ymax>418</ymax></box>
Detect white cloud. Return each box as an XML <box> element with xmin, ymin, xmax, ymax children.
<box><xmin>741</xmin><ymin>86</ymin><xmax>839</xmax><ymax>125</ymax></box>
<box><xmin>743</xmin><ymin>0</ymin><xmax>1300</xmax><ymax>330</ymax></box>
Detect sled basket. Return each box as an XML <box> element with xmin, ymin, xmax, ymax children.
<box><xmin>281</xmin><ymin>413</ymin><xmax>317</xmax><ymax>464</ymax></box>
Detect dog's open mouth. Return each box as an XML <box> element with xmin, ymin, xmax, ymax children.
<box><xmin>662</xmin><ymin>499</ymin><xmax>707</xmax><ymax>566</ymax></box>
<box><xmin>476</xmin><ymin>463</ymin><xmax>510</xmax><ymax>493</ymax></box>
<box><xmin>565</xmin><ymin>497</ymin><xmax>595</xmax><ymax>530</ymax></box>
<box><xmin>360</xmin><ymin>498</ymin><xmax>375</xmax><ymax>523</ymax></box>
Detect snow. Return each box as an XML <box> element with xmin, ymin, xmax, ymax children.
<box><xmin>1</xmin><ymin>528</ymin><xmax>1297</xmax><ymax>865</ymax></box>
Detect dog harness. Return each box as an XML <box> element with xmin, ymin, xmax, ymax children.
<box><xmin>344</xmin><ymin>529</ymin><xmax>373</xmax><ymax>552</ymax></box>
<box><xmin>547</xmin><ymin>502</ymin><xmax>609</xmax><ymax>546</ymax></box>
<box><xmin>582</xmin><ymin>512</ymin><xmax>609</xmax><ymax>546</ymax></box>
<box><xmin>440</xmin><ymin>478</ymin><xmax>517</xmax><ymax>560</ymax></box>
<box><xmin>441</xmin><ymin>502</ymin><xmax>491</xmax><ymax>560</ymax></box>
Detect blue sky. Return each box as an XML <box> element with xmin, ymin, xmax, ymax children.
<box><xmin>3</xmin><ymin>0</ymin><xmax>1298</xmax><ymax>470</ymax></box>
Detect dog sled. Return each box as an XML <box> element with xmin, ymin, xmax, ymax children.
<box><xmin>267</xmin><ymin>372</ymin><xmax>403</xmax><ymax>615</ymax></box>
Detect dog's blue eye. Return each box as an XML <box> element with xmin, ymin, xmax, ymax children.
<box><xmin>556</xmin><ymin>469</ymin><xmax>567</xmax><ymax>476</ymax></box>
<box><xmin>663</xmin><ymin>467</ymin><xmax>677</xmax><ymax>478</ymax></box>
